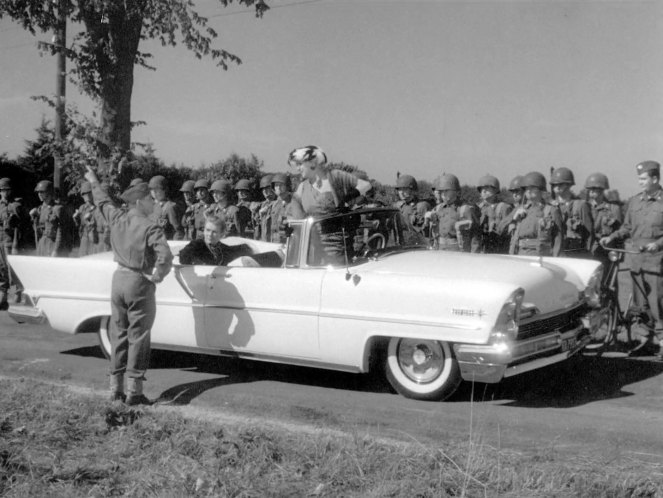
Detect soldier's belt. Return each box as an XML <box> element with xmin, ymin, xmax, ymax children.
<box><xmin>518</xmin><ymin>238</ymin><xmax>551</xmax><ymax>250</ymax></box>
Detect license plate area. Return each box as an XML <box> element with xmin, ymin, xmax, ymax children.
<box><xmin>561</xmin><ymin>337</ymin><xmax>577</xmax><ymax>352</ymax></box>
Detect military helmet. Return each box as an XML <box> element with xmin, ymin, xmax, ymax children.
<box><xmin>550</xmin><ymin>167</ymin><xmax>575</xmax><ymax>186</ymax></box>
<box><xmin>148</xmin><ymin>175</ymin><xmax>167</xmax><ymax>190</ymax></box>
<box><xmin>80</xmin><ymin>181</ymin><xmax>92</xmax><ymax>194</ymax></box>
<box><xmin>0</xmin><ymin>178</ymin><xmax>11</xmax><ymax>190</ymax></box>
<box><xmin>396</xmin><ymin>174</ymin><xmax>418</xmax><ymax>191</ymax></box>
<box><xmin>271</xmin><ymin>173</ymin><xmax>291</xmax><ymax>189</ymax></box>
<box><xmin>234</xmin><ymin>179</ymin><xmax>251</xmax><ymax>191</ymax></box>
<box><xmin>34</xmin><ymin>180</ymin><xmax>53</xmax><ymax>192</ymax></box>
<box><xmin>477</xmin><ymin>174</ymin><xmax>500</xmax><ymax>191</ymax></box>
<box><xmin>433</xmin><ymin>173</ymin><xmax>460</xmax><ymax>191</ymax></box>
<box><xmin>179</xmin><ymin>180</ymin><xmax>195</xmax><ymax>193</ymax></box>
<box><xmin>193</xmin><ymin>178</ymin><xmax>210</xmax><ymax>190</ymax></box>
<box><xmin>259</xmin><ymin>175</ymin><xmax>274</xmax><ymax>189</ymax></box>
<box><xmin>210</xmin><ymin>179</ymin><xmax>233</xmax><ymax>194</ymax></box>
<box><xmin>508</xmin><ymin>175</ymin><xmax>524</xmax><ymax>191</ymax></box>
<box><xmin>521</xmin><ymin>172</ymin><xmax>547</xmax><ymax>190</ymax></box>
<box><xmin>584</xmin><ymin>173</ymin><xmax>609</xmax><ymax>190</ymax></box>
<box><xmin>129</xmin><ymin>177</ymin><xmax>144</xmax><ymax>187</ymax></box>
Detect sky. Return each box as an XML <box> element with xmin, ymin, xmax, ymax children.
<box><xmin>0</xmin><ymin>0</ymin><xmax>662</xmax><ymax>198</ymax></box>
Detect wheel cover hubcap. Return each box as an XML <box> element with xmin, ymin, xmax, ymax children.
<box><xmin>397</xmin><ymin>339</ymin><xmax>445</xmax><ymax>384</ymax></box>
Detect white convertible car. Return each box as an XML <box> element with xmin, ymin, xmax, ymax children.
<box><xmin>8</xmin><ymin>207</ymin><xmax>605</xmax><ymax>401</ymax></box>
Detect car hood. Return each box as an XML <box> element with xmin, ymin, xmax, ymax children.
<box><xmin>357</xmin><ymin>250</ymin><xmax>599</xmax><ymax>313</ymax></box>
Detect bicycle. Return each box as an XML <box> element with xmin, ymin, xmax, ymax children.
<box><xmin>585</xmin><ymin>244</ymin><xmax>653</xmax><ymax>356</ymax></box>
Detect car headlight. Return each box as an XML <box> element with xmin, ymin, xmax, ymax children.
<box><xmin>490</xmin><ymin>288</ymin><xmax>524</xmax><ymax>344</ymax></box>
<box><xmin>583</xmin><ymin>265</ymin><xmax>603</xmax><ymax>308</ymax></box>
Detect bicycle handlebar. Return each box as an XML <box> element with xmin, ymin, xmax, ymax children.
<box><xmin>599</xmin><ymin>243</ymin><xmax>643</xmax><ymax>254</ymax></box>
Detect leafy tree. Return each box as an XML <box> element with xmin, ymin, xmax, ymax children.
<box><xmin>17</xmin><ymin>117</ymin><xmax>55</xmax><ymax>179</ymax></box>
<box><xmin>1</xmin><ymin>0</ymin><xmax>269</xmax><ymax>172</ymax></box>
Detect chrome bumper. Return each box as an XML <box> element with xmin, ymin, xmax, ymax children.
<box><xmin>454</xmin><ymin>322</ymin><xmax>592</xmax><ymax>384</ymax></box>
<box><xmin>8</xmin><ymin>302</ymin><xmax>46</xmax><ymax>325</ymax></box>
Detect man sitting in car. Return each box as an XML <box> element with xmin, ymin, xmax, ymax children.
<box><xmin>179</xmin><ymin>215</ymin><xmax>282</xmax><ymax>267</ymax></box>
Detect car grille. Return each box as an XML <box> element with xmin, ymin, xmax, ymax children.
<box><xmin>517</xmin><ymin>303</ymin><xmax>587</xmax><ymax>341</ymax></box>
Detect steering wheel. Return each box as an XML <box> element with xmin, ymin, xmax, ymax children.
<box><xmin>361</xmin><ymin>233</ymin><xmax>387</xmax><ymax>256</ymax></box>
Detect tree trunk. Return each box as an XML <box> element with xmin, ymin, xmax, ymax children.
<box><xmin>94</xmin><ymin>5</ymin><xmax>144</xmax><ymax>162</ymax></box>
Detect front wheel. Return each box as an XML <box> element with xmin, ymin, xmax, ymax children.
<box><xmin>98</xmin><ymin>316</ymin><xmax>112</xmax><ymax>360</ymax></box>
<box><xmin>385</xmin><ymin>337</ymin><xmax>461</xmax><ymax>401</ymax></box>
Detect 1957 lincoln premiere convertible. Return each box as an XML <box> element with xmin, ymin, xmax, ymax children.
<box><xmin>8</xmin><ymin>207</ymin><xmax>605</xmax><ymax>401</ymax></box>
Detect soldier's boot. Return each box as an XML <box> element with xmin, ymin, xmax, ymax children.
<box><xmin>109</xmin><ymin>374</ymin><xmax>126</xmax><ymax>403</ymax></box>
<box><xmin>126</xmin><ymin>377</ymin><xmax>152</xmax><ymax>406</ymax></box>
<box><xmin>0</xmin><ymin>291</ymin><xmax>8</xmax><ymax>311</ymax></box>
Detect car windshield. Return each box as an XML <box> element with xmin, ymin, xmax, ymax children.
<box><xmin>306</xmin><ymin>208</ymin><xmax>428</xmax><ymax>267</ymax></box>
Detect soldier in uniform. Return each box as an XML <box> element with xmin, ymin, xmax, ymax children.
<box><xmin>394</xmin><ymin>174</ymin><xmax>431</xmax><ymax>237</ymax></box>
<box><xmin>270</xmin><ymin>173</ymin><xmax>305</xmax><ymax>244</ymax></box>
<box><xmin>254</xmin><ymin>174</ymin><xmax>277</xmax><ymax>241</ymax></box>
<box><xmin>179</xmin><ymin>180</ymin><xmax>196</xmax><ymax>240</ymax></box>
<box><xmin>476</xmin><ymin>175</ymin><xmax>512</xmax><ymax>253</ymax></box>
<box><xmin>550</xmin><ymin>167</ymin><xmax>594</xmax><ymax>258</ymax></box>
<box><xmin>505</xmin><ymin>172</ymin><xmax>563</xmax><ymax>256</ymax></box>
<box><xmin>601</xmin><ymin>161</ymin><xmax>663</xmax><ymax>351</ymax></box>
<box><xmin>428</xmin><ymin>173</ymin><xmax>479</xmax><ymax>252</ymax></box>
<box><xmin>30</xmin><ymin>180</ymin><xmax>74</xmax><ymax>257</ymax></box>
<box><xmin>84</xmin><ymin>166</ymin><xmax>173</xmax><ymax>405</ymax></box>
<box><xmin>73</xmin><ymin>181</ymin><xmax>106</xmax><ymax>256</ymax></box>
<box><xmin>207</xmin><ymin>179</ymin><xmax>250</xmax><ymax>237</ymax></box>
<box><xmin>193</xmin><ymin>179</ymin><xmax>214</xmax><ymax>240</ymax></box>
<box><xmin>497</xmin><ymin>175</ymin><xmax>525</xmax><ymax>254</ymax></box>
<box><xmin>0</xmin><ymin>178</ymin><xmax>29</xmax><ymax>255</ymax></box>
<box><xmin>148</xmin><ymin>176</ymin><xmax>183</xmax><ymax>240</ymax></box>
<box><xmin>585</xmin><ymin>173</ymin><xmax>622</xmax><ymax>269</ymax></box>
<box><xmin>0</xmin><ymin>180</ymin><xmax>26</xmax><ymax>305</ymax></box>
<box><xmin>508</xmin><ymin>175</ymin><xmax>525</xmax><ymax>207</ymax></box>
<box><xmin>234</xmin><ymin>179</ymin><xmax>255</xmax><ymax>238</ymax></box>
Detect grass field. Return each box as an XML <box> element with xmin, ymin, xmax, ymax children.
<box><xmin>1</xmin><ymin>377</ymin><xmax>663</xmax><ymax>497</ymax></box>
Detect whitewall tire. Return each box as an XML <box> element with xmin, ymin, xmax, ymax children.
<box><xmin>98</xmin><ymin>316</ymin><xmax>112</xmax><ymax>360</ymax></box>
<box><xmin>385</xmin><ymin>337</ymin><xmax>461</xmax><ymax>401</ymax></box>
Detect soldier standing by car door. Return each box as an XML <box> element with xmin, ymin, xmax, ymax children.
<box><xmin>394</xmin><ymin>174</ymin><xmax>431</xmax><ymax>238</ymax></box>
<box><xmin>600</xmin><ymin>161</ymin><xmax>663</xmax><ymax>353</ymax></box>
<box><xmin>585</xmin><ymin>173</ymin><xmax>622</xmax><ymax>271</ymax></box>
<box><xmin>550</xmin><ymin>167</ymin><xmax>594</xmax><ymax>258</ymax></box>
<box><xmin>30</xmin><ymin>180</ymin><xmax>74</xmax><ymax>257</ymax></box>
<box><xmin>84</xmin><ymin>166</ymin><xmax>173</xmax><ymax>406</ymax></box>
<box><xmin>476</xmin><ymin>175</ymin><xmax>512</xmax><ymax>254</ymax></box>
<box><xmin>427</xmin><ymin>173</ymin><xmax>479</xmax><ymax>252</ymax></box>
<box><xmin>148</xmin><ymin>176</ymin><xmax>183</xmax><ymax>240</ymax></box>
<box><xmin>506</xmin><ymin>171</ymin><xmax>563</xmax><ymax>256</ymax></box>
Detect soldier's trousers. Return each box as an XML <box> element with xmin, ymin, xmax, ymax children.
<box><xmin>110</xmin><ymin>268</ymin><xmax>156</xmax><ymax>380</ymax></box>
<box><xmin>629</xmin><ymin>270</ymin><xmax>663</xmax><ymax>336</ymax></box>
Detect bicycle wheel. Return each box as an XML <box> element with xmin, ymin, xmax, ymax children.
<box><xmin>585</xmin><ymin>293</ymin><xmax>620</xmax><ymax>352</ymax></box>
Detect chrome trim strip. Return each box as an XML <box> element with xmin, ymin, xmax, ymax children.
<box><xmin>151</xmin><ymin>343</ymin><xmax>362</xmax><ymax>373</ymax></box>
<box><xmin>32</xmin><ymin>293</ymin><xmax>481</xmax><ymax>330</ymax></box>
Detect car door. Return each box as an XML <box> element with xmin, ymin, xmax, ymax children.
<box><xmin>151</xmin><ymin>264</ymin><xmax>215</xmax><ymax>349</ymax></box>
<box><xmin>203</xmin><ymin>266</ymin><xmax>324</xmax><ymax>360</ymax></box>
